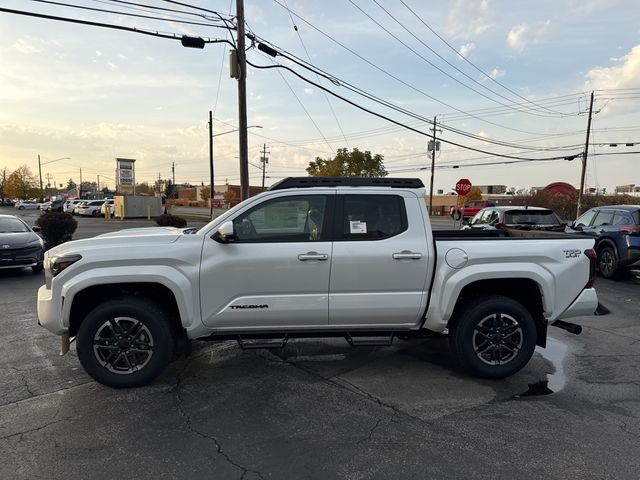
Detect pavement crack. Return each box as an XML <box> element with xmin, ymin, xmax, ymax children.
<box><xmin>0</xmin><ymin>380</ymin><xmax>94</xmax><ymax>409</ymax></box>
<box><xmin>173</xmin><ymin>358</ymin><xmax>264</xmax><ymax>480</ymax></box>
<box><xmin>0</xmin><ymin>415</ymin><xmax>75</xmax><ymax>442</ymax></box>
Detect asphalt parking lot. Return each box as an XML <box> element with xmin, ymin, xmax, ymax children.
<box><xmin>1</xmin><ymin>207</ymin><xmax>639</xmax><ymax>479</ymax></box>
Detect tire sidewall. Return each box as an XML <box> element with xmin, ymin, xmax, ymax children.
<box><xmin>597</xmin><ymin>244</ymin><xmax>619</xmax><ymax>279</ymax></box>
<box><xmin>76</xmin><ymin>298</ymin><xmax>174</xmax><ymax>388</ymax></box>
<box><xmin>451</xmin><ymin>296</ymin><xmax>537</xmax><ymax>378</ymax></box>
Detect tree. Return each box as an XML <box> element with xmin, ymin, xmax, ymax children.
<box><xmin>465</xmin><ymin>187</ymin><xmax>483</xmax><ymax>202</ymax></box>
<box><xmin>136</xmin><ymin>182</ymin><xmax>153</xmax><ymax>195</ymax></box>
<box><xmin>200</xmin><ymin>186</ymin><xmax>211</xmax><ymax>202</ymax></box>
<box><xmin>0</xmin><ymin>167</ymin><xmax>7</xmax><ymax>200</ymax></box>
<box><xmin>164</xmin><ymin>180</ymin><xmax>177</xmax><ymax>199</ymax></box>
<box><xmin>5</xmin><ymin>165</ymin><xmax>38</xmax><ymax>199</ymax></box>
<box><xmin>66</xmin><ymin>178</ymin><xmax>77</xmax><ymax>192</ymax></box>
<box><xmin>223</xmin><ymin>188</ymin><xmax>236</xmax><ymax>208</ymax></box>
<box><xmin>306</xmin><ymin>148</ymin><xmax>387</xmax><ymax>177</ymax></box>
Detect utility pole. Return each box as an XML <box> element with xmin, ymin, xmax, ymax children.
<box><xmin>261</xmin><ymin>143</ymin><xmax>270</xmax><ymax>189</ymax></box>
<box><xmin>157</xmin><ymin>172</ymin><xmax>161</xmax><ymax>195</ymax></box>
<box><xmin>97</xmin><ymin>175</ymin><xmax>100</xmax><ymax>192</ymax></box>
<box><xmin>79</xmin><ymin>168</ymin><xmax>83</xmax><ymax>199</ymax></box>
<box><xmin>577</xmin><ymin>91</ymin><xmax>595</xmax><ymax>218</ymax></box>
<box><xmin>172</xmin><ymin>162</ymin><xmax>175</xmax><ymax>185</ymax></box>
<box><xmin>236</xmin><ymin>0</ymin><xmax>250</xmax><ymax>201</ymax></box>
<box><xmin>209</xmin><ymin>110</ymin><xmax>215</xmax><ymax>219</ymax></box>
<box><xmin>428</xmin><ymin>116</ymin><xmax>442</xmax><ymax>216</ymax></box>
<box><xmin>37</xmin><ymin>154</ymin><xmax>44</xmax><ymax>201</ymax></box>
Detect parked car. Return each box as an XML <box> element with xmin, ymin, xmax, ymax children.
<box><xmin>0</xmin><ymin>199</ymin><xmax>15</xmax><ymax>207</ymax></box>
<box><xmin>464</xmin><ymin>206</ymin><xmax>565</xmax><ymax>232</ymax></box>
<box><xmin>566</xmin><ymin>205</ymin><xmax>640</xmax><ymax>279</ymax></box>
<box><xmin>0</xmin><ymin>214</ymin><xmax>44</xmax><ymax>273</ymax></box>
<box><xmin>14</xmin><ymin>200</ymin><xmax>40</xmax><ymax>210</ymax></box>
<box><xmin>64</xmin><ymin>199</ymin><xmax>83</xmax><ymax>215</ymax></box>
<box><xmin>37</xmin><ymin>176</ymin><xmax>599</xmax><ymax>388</ymax></box>
<box><xmin>77</xmin><ymin>200</ymin><xmax>105</xmax><ymax>217</ymax></box>
<box><xmin>450</xmin><ymin>199</ymin><xmax>514</xmax><ymax>221</ymax></box>
<box><xmin>43</xmin><ymin>199</ymin><xmax>65</xmax><ymax>212</ymax></box>
<box><xmin>73</xmin><ymin>201</ymin><xmax>88</xmax><ymax>215</ymax></box>
<box><xmin>100</xmin><ymin>199</ymin><xmax>115</xmax><ymax>216</ymax></box>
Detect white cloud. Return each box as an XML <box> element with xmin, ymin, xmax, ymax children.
<box><xmin>447</xmin><ymin>0</ymin><xmax>494</xmax><ymax>38</ymax></box>
<box><xmin>507</xmin><ymin>24</ymin><xmax>529</xmax><ymax>52</ymax></box>
<box><xmin>571</xmin><ymin>0</ymin><xmax>617</xmax><ymax>13</ymax></box>
<box><xmin>246</xmin><ymin>5</ymin><xmax>266</xmax><ymax>24</ymax></box>
<box><xmin>583</xmin><ymin>44</ymin><xmax>640</xmax><ymax>115</ymax></box>
<box><xmin>506</xmin><ymin>21</ymin><xmax>552</xmax><ymax>52</ymax></box>
<box><xmin>95</xmin><ymin>50</ymin><xmax>103</xmax><ymax>57</ymax></box>
<box><xmin>489</xmin><ymin>67</ymin><xmax>505</xmax><ymax>80</ymax></box>
<box><xmin>13</xmin><ymin>39</ymin><xmax>39</xmax><ymax>55</ymax></box>
<box><xmin>458</xmin><ymin>42</ymin><xmax>476</xmax><ymax>58</ymax></box>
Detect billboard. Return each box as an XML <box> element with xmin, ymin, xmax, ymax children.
<box><xmin>116</xmin><ymin>158</ymin><xmax>136</xmax><ymax>193</ymax></box>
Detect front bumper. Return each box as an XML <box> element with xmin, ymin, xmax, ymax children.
<box><xmin>37</xmin><ymin>285</ymin><xmax>66</xmax><ymax>335</ymax></box>
<box><xmin>557</xmin><ymin>288</ymin><xmax>598</xmax><ymax>320</ymax></box>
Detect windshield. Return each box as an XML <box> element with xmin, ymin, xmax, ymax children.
<box><xmin>0</xmin><ymin>217</ymin><xmax>29</xmax><ymax>233</ymax></box>
<box><xmin>504</xmin><ymin>210</ymin><xmax>560</xmax><ymax>225</ymax></box>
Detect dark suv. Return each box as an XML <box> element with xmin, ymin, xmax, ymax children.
<box><xmin>567</xmin><ymin>205</ymin><xmax>640</xmax><ymax>279</ymax></box>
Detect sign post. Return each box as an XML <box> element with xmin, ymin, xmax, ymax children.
<box><xmin>454</xmin><ymin>178</ymin><xmax>472</xmax><ymax>229</ymax></box>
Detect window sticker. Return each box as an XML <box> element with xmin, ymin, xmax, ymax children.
<box><xmin>349</xmin><ymin>220</ymin><xmax>367</xmax><ymax>234</ymax></box>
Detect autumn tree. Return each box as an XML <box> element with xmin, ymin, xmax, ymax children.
<box><xmin>465</xmin><ymin>187</ymin><xmax>483</xmax><ymax>202</ymax></box>
<box><xmin>306</xmin><ymin>148</ymin><xmax>387</xmax><ymax>177</ymax></box>
<box><xmin>136</xmin><ymin>182</ymin><xmax>154</xmax><ymax>195</ymax></box>
<box><xmin>66</xmin><ymin>178</ymin><xmax>77</xmax><ymax>191</ymax></box>
<box><xmin>0</xmin><ymin>167</ymin><xmax>8</xmax><ymax>200</ymax></box>
<box><xmin>5</xmin><ymin>165</ymin><xmax>38</xmax><ymax>199</ymax></box>
<box><xmin>200</xmin><ymin>186</ymin><xmax>211</xmax><ymax>202</ymax></box>
<box><xmin>223</xmin><ymin>188</ymin><xmax>236</xmax><ymax>208</ymax></box>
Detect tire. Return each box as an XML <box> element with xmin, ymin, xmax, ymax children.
<box><xmin>18</xmin><ymin>205</ymin><xmax>24</xmax><ymax>210</ymax></box>
<box><xmin>76</xmin><ymin>298</ymin><xmax>175</xmax><ymax>388</ymax></box>
<box><xmin>449</xmin><ymin>295</ymin><xmax>537</xmax><ymax>379</ymax></box>
<box><xmin>91</xmin><ymin>209</ymin><xmax>98</xmax><ymax>217</ymax></box>
<box><xmin>597</xmin><ymin>244</ymin><xmax>620</xmax><ymax>280</ymax></box>
<box><xmin>31</xmin><ymin>263</ymin><xmax>44</xmax><ymax>274</ymax></box>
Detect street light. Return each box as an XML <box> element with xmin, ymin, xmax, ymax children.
<box><xmin>207</xmin><ymin>113</ymin><xmax>262</xmax><ymax>219</ymax></box>
<box><xmin>38</xmin><ymin>155</ymin><xmax>71</xmax><ymax>201</ymax></box>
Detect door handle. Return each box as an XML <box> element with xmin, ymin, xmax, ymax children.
<box><xmin>392</xmin><ymin>251</ymin><xmax>422</xmax><ymax>260</ymax></box>
<box><xmin>298</xmin><ymin>252</ymin><xmax>329</xmax><ymax>261</ymax></box>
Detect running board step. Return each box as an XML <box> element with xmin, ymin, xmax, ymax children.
<box><xmin>236</xmin><ymin>335</ymin><xmax>289</xmax><ymax>350</ymax></box>
<box><xmin>345</xmin><ymin>333</ymin><xmax>394</xmax><ymax>347</ymax></box>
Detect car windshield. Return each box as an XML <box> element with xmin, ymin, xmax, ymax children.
<box><xmin>0</xmin><ymin>218</ymin><xmax>29</xmax><ymax>233</ymax></box>
<box><xmin>504</xmin><ymin>210</ymin><xmax>560</xmax><ymax>225</ymax></box>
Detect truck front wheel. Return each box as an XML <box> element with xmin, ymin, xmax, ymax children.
<box><xmin>449</xmin><ymin>295</ymin><xmax>536</xmax><ymax>378</ymax></box>
<box><xmin>76</xmin><ymin>298</ymin><xmax>175</xmax><ymax>388</ymax></box>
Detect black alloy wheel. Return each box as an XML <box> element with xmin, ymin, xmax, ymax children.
<box><xmin>598</xmin><ymin>245</ymin><xmax>619</xmax><ymax>280</ymax></box>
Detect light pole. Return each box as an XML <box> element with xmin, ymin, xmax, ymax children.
<box><xmin>38</xmin><ymin>155</ymin><xmax>70</xmax><ymax>200</ymax></box>
<box><xmin>208</xmin><ymin>118</ymin><xmax>262</xmax><ymax>219</ymax></box>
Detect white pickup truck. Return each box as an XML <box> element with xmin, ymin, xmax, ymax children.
<box><xmin>37</xmin><ymin>177</ymin><xmax>599</xmax><ymax>388</ymax></box>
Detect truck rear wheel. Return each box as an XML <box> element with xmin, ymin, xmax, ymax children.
<box><xmin>449</xmin><ymin>295</ymin><xmax>536</xmax><ymax>378</ymax></box>
<box><xmin>76</xmin><ymin>298</ymin><xmax>174</xmax><ymax>388</ymax></box>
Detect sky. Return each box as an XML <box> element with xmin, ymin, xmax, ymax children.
<box><xmin>1</xmin><ymin>0</ymin><xmax>639</xmax><ymax>193</ymax></box>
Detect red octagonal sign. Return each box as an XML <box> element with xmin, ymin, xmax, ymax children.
<box><xmin>455</xmin><ymin>178</ymin><xmax>472</xmax><ymax>196</ymax></box>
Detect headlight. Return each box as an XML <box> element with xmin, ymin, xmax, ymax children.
<box><xmin>46</xmin><ymin>254</ymin><xmax>82</xmax><ymax>277</ymax></box>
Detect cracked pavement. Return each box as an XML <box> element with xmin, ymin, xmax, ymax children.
<box><xmin>1</xmin><ymin>210</ymin><xmax>639</xmax><ymax>479</ymax></box>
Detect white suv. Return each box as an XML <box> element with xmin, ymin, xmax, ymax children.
<box><xmin>77</xmin><ymin>200</ymin><xmax>105</xmax><ymax>217</ymax></box>
<box><xmin>64</xmin><ymin>199</ymin><xmax>83</xmax><ymax>214</ymax></box>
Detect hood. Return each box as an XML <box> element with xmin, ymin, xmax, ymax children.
<box><xmin>0</xmin><ymin>231</ymin><xmax>41</xmax><ymax>248</ymax></box>
<box><xmin>47</xmin><ymin>227</ymin><xmax>185</xmax><ymax>257</ymax></box>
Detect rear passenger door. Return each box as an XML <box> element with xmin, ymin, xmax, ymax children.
<box><xmin>328</xmin><ymin>192</ymin><xmax>429</xmax><ymax>327</ymax></box>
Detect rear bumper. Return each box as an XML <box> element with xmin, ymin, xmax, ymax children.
<box><xmin>557</xmin><ymin>288</ymin><xmax>598</xmax><ymax>320</ymax></box>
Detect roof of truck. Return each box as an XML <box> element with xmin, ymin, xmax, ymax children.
<box><xmin>268</xmin><ymin>177</ymin><xmax>425</xmax><ymax>190</ymax></box>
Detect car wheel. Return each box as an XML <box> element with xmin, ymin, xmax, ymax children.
<box><xmin>76</xmin><ymin>298</ymin><xmax>175</xmax><ymax>388</ymax></box>
<box><xmin>598</xmin><ymin>244</ymin><xmax>620</xmax><ymax>280</ymax></box>
<box><xmin>32</xmin><ymin>263</ymin><xmax>44</xmax><ymax>274</ymax></box>
<box><xmin>449</xmin><ymin>295</ymin><xmax>536</xmax><ymax>378</ymax></box>
<box><xmin>18</xmin><ymin>205</ymin><xmax>24</xmax><ymax>210</ymax></box>
<box><xmin>92</xmin><ymin>209</ymin><xmax>98</xmax><ymax>217</ymax></box>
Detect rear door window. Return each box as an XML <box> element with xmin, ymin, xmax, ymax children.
<box><xmin>592</xmin><ymin>210</ymin><xmax>615</xmax><ymax>226</ymax></box>
<box><xmin>337</xmin><ymin>195</ymin><xmax>406</xmax><ymax>240</ymax></box>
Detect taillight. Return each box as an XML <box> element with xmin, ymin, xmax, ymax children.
<box><xmin>619</xmin><ymin>226</ymin><xmax>640</xmax><ymax>234</ymax></box>
<box><xmin>584</xmin><ymin>249</ymin><xmax>597</xmax><ymax>288</ymax></box>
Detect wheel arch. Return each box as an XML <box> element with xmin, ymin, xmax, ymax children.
<box><xmin>68</xmin><ymin>282</ymin><xmax>183</xmax><ymax>338</ymax></box>
<box><xmin>449</xmin><ymin>278</ymin><xmax>546</xmax><ymax>347</ymax></box>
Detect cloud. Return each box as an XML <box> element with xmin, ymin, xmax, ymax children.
<box><xmin>458</xmin><ymin>42</ymin><xmax>476</xmax><ymax>59</ymax></box>
<box><xmin>489</xmin><ymin>67</ymin><xmax>505</xmax><ymax>79</ymax></box>
<box><xmin>506</xmin><ymin>21</ymin><xmax>551</xmax><ymax>52</ymax></box>
<box><xmin>583</xmin><ymin>44</ymin><xmax>640</xmax><ymax>114</ymax></box>
<box><xmin>246</xmin><ymin>5</ymin><xmax>266</xmax><ymax>24</ymax></box>
<box><xmin>13</xmin><ymin>39</ymin><xmax>40</xmax><ymax>55</ymax></box>
<box><xmin>447</xmin><ymin>0</ymin><xmax>495</xmax><ymax>38</ymax></box>
<box><xmin>570</xmin><ymin>0</ymin><xmax>617</xmax><ymax>13</ymax></box>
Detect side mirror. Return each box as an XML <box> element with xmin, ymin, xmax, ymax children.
<box><xmin>212</xmin><ymin>220</ymin><xmax>235</xmax><ymax>243</ymax></box>
<box><xmin>32</xmin><ymin>226</ymin><xmax>41</xmax><ymax>233</ymax></box>
<box><xmin>571</xmin><ymin>224</ymin><xmax>582</xmax><ymax>231</ymax></box>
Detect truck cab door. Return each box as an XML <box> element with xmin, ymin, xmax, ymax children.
<box><xmin>199</xmin><ymin>192</ymin><xmax>335</xmax><ymax>330</ymax></box>
<box><xmin>328</xmin><ymin>193</ymin><xmax>430</xmax><ymax>327</ymax></box>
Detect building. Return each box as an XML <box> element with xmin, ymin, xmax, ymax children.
<box><xmin>475</xmin><ymin>184</ymin><xmax>507</xmax><ymax>195</ymax></box>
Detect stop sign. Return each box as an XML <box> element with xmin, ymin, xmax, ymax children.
<box><xmin>455</xmin><ymin>178</ymin><xmax>472</xmax><ymax>196</ymax></box>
